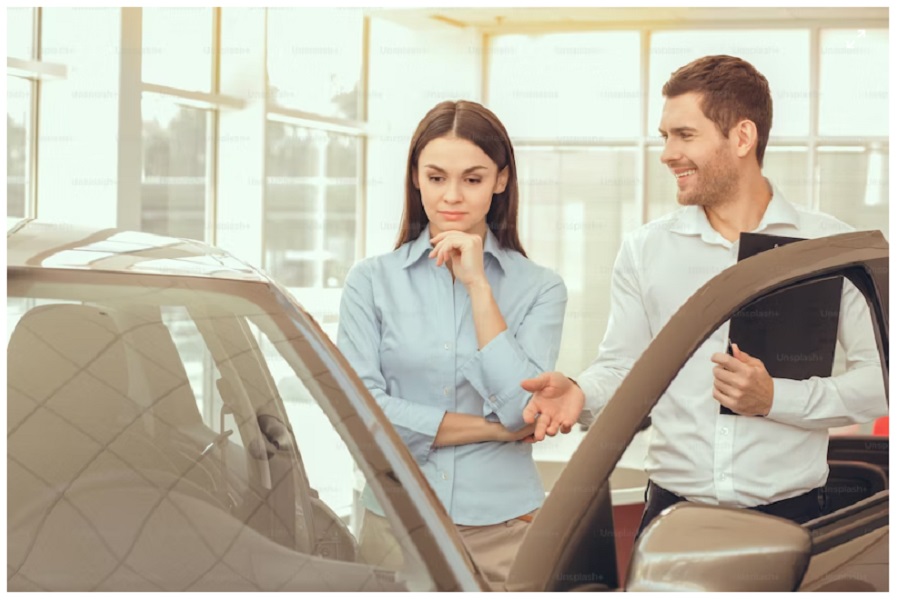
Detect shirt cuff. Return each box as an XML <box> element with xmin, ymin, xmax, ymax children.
<box><xmin>766</xmin><ymin>378</ymin><xmax>808</xmax><ymax>423</ymax></box>
<box><xmin>459</xmin><ymin>330</ymin><xmax>535</xmax><ymax>428</ymax></box>
<box><xmin>392</xmin><ymin>406</ymin><xmax>447</xmax><ymax>464</ymax></box>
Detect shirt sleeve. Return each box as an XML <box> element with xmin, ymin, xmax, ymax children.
<box><xmin>766</xmin><ymin>278</ymin><xmax>888</xmax><ymax>429</ymax></box>
<box><xmin>337</xmin><ymin>260</ymin><xmax>446</xmax><ymax>464</ymax></box>
<box><xmin>459</xmin><ymin>270</ymin><xmax>567</xmax><ymax>431</ymax></box>
<box><xmin>576</xmin><ymin>237</ymin><xmax>654</xmax><ymax>425</ymax></box>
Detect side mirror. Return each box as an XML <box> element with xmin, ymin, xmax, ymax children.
<box><xmin>626</xmin><ymin>503</ymin><xmax>811</xmax><ymax>592</ymax></box>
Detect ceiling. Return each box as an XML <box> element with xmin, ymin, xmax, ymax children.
<box><xmin>371</xmin><ymin>7</ymin><xmax>889</xmax><ymax>33</ymax></box>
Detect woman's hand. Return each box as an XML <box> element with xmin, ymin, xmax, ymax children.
<box><xmin>429</xmin><ymin>231</ymin><xmax>488</xmax><ymax>289</ymax></box>
<box><xmin>492</xmin><ymin>421</ymin><xmax>537</xmax><ymax>444</ymax></box>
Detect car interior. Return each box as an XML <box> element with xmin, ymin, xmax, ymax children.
<box><xmin>7</xmin><ymin>298</ymin><xmax>403</xmax><ymax>591</ymax></box>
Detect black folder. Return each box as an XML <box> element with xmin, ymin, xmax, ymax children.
<box><xmin>720</xmin><ymin>232</ymin><xmax>843</xmax><ymax>415</ymax></box>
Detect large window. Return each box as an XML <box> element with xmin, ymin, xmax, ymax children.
<box><xmin>263</xmin><ymin>9</ymin><xmax>366</xmax><ymax>338</ymax></box>
<box><xmin>490</xmin><ymin>32</ymin><xmax>642</xmax><ymax>140</ymax></box>
<box><xmin>818</xmin><ymin>29</ymin><xmax>889</xmax><ymax>136</ymax></box>
<box><xmin>264</xmin><ymin>124</ymin><xmax>360</xmax><ymax>291</ymax></box>
<box><xmin>141</xmin><ymin>93</ymin><xmax>209</xmax><ymax>239</ymax></box>
<box><xmin>267</xmin><ymin>8</ymin><xmax>363</xmax><ymax>120</ymax></box>
<box><xmin>141</xmin><ymin>8</ymin><xmax>216</xmax><ymax>241</ymax></box>
<box><xmin>7</xmin><ymin>7</ymin><xmax>36</xmax><ymax>218</ymax></box>
<box><xmin>489</xmin><ymin>25</ymin><xmax>889</xmax><ymax>379</ymax></box>
<box><xmin>7</xmin><ymin>75</ymin><xmax>31</xmax><ymax>218</ymax></box>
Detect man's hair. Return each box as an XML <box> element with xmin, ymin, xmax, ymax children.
<box><xmin>663</xmin><ymin>55</ymin><xmax>773</xmax><ymax>167</ymax></box>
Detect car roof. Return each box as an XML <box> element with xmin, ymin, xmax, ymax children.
<box><xmin>7</xmin><ymin>219</ymin><xmax>268</xmax><ymax>283</ymax></box>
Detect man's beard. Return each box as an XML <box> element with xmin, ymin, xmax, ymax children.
<box><xmin>676</xmin><ymin>145</ymin><xmax>739</xmax><ymax>208</ymax></box>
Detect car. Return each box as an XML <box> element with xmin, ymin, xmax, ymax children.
<box><xmin>7</xmin><ymin>218</ymin><xmax>888</xmax><ymax>592</ymax></box>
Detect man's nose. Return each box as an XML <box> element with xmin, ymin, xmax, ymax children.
<box><xmin>660</xmin><ymin>140</ymin><xmax>679</xmax><ymax>165</ymax></box>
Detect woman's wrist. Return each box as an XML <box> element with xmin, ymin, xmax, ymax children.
<box><xmin>485</xmin><ymin>419</ymin><xmax>508</xmax><ymax>442</ymax></box>
<box><xmin>464</xmin><ymin>278</ymin><xmax>492</xmax><ymax>299</ymax></box>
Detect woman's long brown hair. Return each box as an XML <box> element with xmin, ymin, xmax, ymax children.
<box><xmin>394</xmin><ymin>100</ymin><xmax>526</xmax><ymax>256</ymax></box>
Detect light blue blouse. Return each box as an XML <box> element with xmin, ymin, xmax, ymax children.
<box><xmin>337</xmin><ymin>227</ymin><xmax>567</xmax><ymax>526</ymax></box>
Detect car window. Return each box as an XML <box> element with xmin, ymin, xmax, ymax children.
<box><xmin>6</xmin><ymin>278</ymin><xmax>436</xmax><ymax>592</ymax></box>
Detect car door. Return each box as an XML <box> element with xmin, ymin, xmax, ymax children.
<box><xmin>506</xmin><ymin>230</ymin><xmax>888</xmax><ymax>592</ymax></box>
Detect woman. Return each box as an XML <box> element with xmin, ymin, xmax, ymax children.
<box><xmin>337</xmin><ymin>100</ymin><xmax>567</xmax><ymax>583</ymax></box>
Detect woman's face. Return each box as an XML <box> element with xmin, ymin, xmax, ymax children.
<box><xmin>413</xmin><ymin>135</ymin><xmax>508</xmax><ymax>238</ymax></box>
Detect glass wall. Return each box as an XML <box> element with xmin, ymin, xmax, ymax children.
<box><xmin>488</xmin><ymin>25</ymin><xmax>889</xmax><ymax>380</ymax></box>
<box><xmin>6</xmin><ymin>9</ymin><xmax>889</xmax><ymax>433</ymax></box>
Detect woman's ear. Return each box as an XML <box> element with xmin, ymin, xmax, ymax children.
<box><xmin>411</xmin><ymin>168</ymin><xmax>420</xmax><ymax>190</ymax></box>
<box><xmin>494</xmin><ymin>166</ymin><xmax>510</xmax><ymax>194</ymax></box>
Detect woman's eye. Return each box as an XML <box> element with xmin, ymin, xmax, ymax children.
<box><xmin>428</xmin><ymin>176</ymin><xmax>444</xmax><ymax>183</ymax></box>
<box><xmin>466</xmin><ymin>178</ymin><xmax>482</xmax><ymax>185</ymax></box>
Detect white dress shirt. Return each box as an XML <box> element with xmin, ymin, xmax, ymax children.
<box><xmin>577</xmin><ymin>184</ymin><xmax>887</xmax><ymax>507</ymax></box>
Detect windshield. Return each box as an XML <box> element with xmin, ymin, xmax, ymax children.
<box><xmin>7</xmin><ymin>269</ymin><xmax>440</xmax><ymax>592</ymax></box>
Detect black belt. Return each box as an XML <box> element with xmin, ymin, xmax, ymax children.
<box><xmin>648</xmin><ymin>480</ymin><xmax>824</xmax><ymax>521</ymax></box>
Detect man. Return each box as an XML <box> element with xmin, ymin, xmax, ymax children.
<box><xmin>521</xmin><ymin>55</ymin><xmax>887</xmax><ymax>535</ymax></box>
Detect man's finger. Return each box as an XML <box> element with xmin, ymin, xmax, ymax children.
<box><xmin>732</xmin><ymin>343</ymin><xmax>753</xmax><ymax>364</ymax></box>
<box><xmin>522</xmin><ymin>399</ymin><xmax>540</xmax><ymax>424</ymax></box>
<box><xmin>713</xmin><ymin>377</ymin><xmax>739</xmax><ymax>398</ymax></box>
<box><xmin>521</xmin><ymin>372</ymin><xmax>551</xmax><ymax>392</ymax></box>
<box><xmin>533</xmin><ymin>413</ymin><xmax>550</xmax><ymax>442</ymax></box>
<box><xmin>545</xmin><ymin>417</ymin><xmax>560</xmax><ymax>437</ymax></box>
<box><xmin>713</xmin><ymin>365</ymin><xmax>742</xmax><ymax>386</ymax></box>
<box><xmin>710</xmin><ymin>352</ymin><xmax>733</xmax><ymax>366</ymax></box>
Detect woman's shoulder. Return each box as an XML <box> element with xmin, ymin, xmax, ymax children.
<box><xmin>500</xmin><ymin>250</ymin><xmax>566</xmax><ymax>288</ymax></box>
<box><xmin>346</xmin><ymin>243</ymin><xmax>416</xmax><ymax>281</ymax></box>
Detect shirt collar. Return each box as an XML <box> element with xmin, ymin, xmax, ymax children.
<box><xmin>401</xmin><ymin>226</ymin><xmax>511</xmax><ymax>274</ymax></box>
<box><xmin>482</xmin><ymin>228</ymin><xmax>510</xmax><ymax>274</ymax></box>
<box><xmin>668</xmin><ymin>179</ymin><xmax>801</xmax><ymax>242</ymax></box>
<box><xmin>755</xmin><ymin>183</ymin><xmax>801</xmax><ymax>231</ymax></box>
<box><xmin>401</xmin><ymin>227</ymin><xmax>434</xmax><ymax>269</ymax></box>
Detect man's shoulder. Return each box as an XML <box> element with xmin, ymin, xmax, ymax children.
<box><xmin>620</xmin><ymin>208</ymin><xmax>687</xmax><ymax>248</ymax></box>
<box><xmin>792</xmin><ymin>205</ymin><xmax>856</xmax><ymax>237</ymax></box>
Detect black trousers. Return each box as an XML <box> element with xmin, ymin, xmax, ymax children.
<box><xmin>636</xmin><ymin>480</ymin><xmax>827</xmax><ymax>539</ymax></box>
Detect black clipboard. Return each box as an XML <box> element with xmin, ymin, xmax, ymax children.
<box><xmin>720</xmin><ymin>233</ymin><xmax>843</xmax><ymax>415</ymax></box>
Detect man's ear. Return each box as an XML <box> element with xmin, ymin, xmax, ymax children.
<box><xmin>732</xmin><ymin>119</ymin><xmax>758</xmax><ymax>160</ymax></box>
<box><xmin>494</xmin><ymin>166</ymin><xmax>510</xmax><ymax>194</ymax></box>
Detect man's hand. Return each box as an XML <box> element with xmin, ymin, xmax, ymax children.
<box><xmin>495</xmin><ymin>421</ymin><xmax>538</xmax><ymax>444</ymax></box>
<box><xmin>521</xmin><ymin>372</ymin><xmax>585</xmax><ymax>442</ymax></box>
<box><xmin>711</xmin><ymin>343</ymin><xmax>774</xmax><ymax>416</ymax></box>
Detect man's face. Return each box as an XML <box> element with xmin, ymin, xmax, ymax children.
<box><xmin>658</xmin><ymin>92</ymin><xmax>739</xmax><ymax>208</ymax></box>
